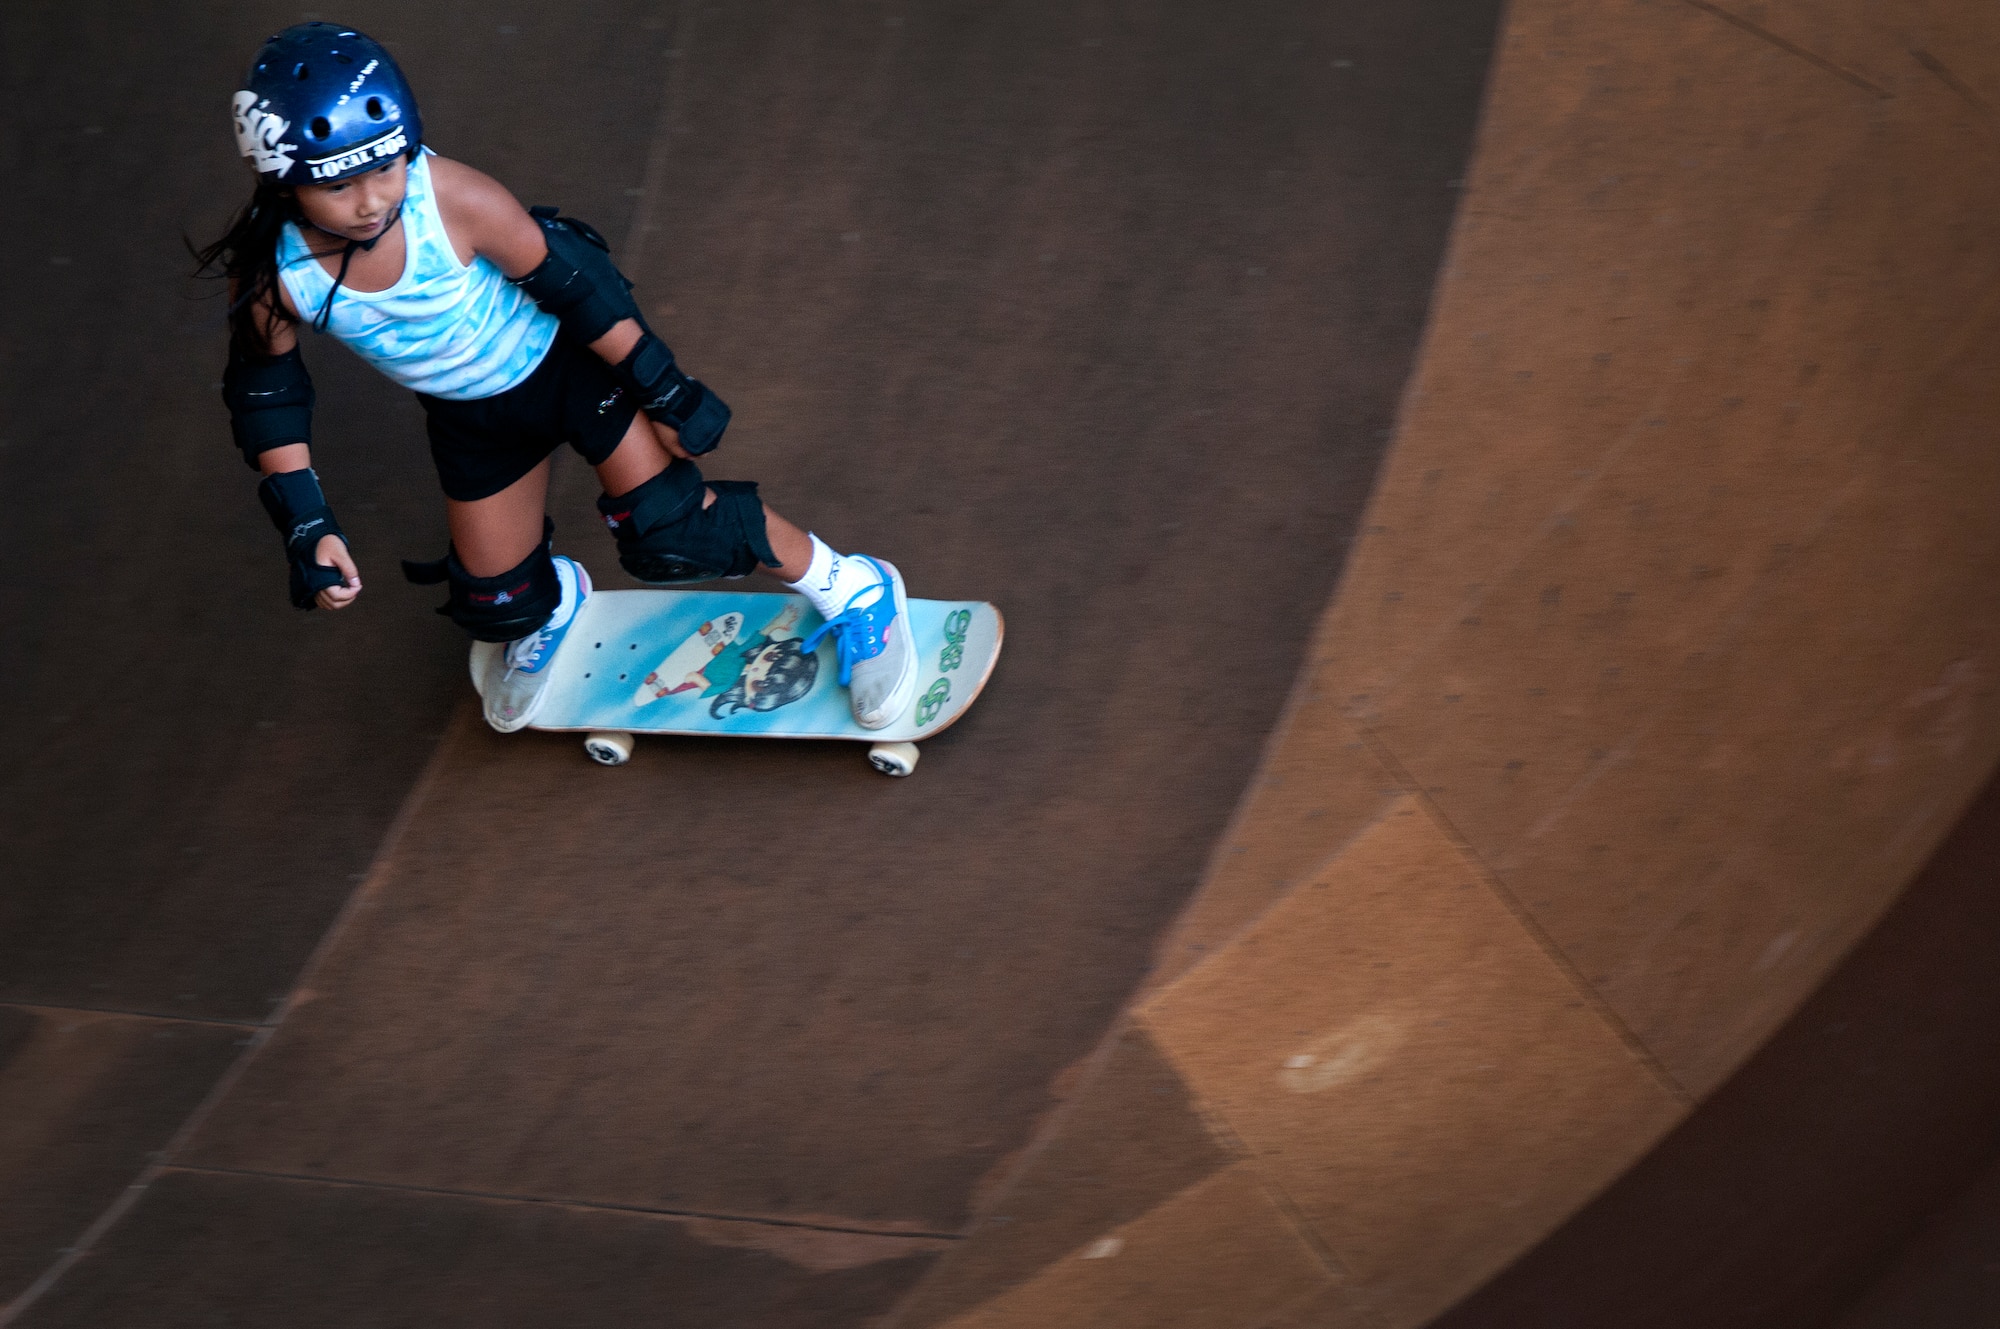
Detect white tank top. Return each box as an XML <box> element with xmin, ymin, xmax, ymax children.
<box><xmin>277</xmin><ymin>151</ymin><xmax>557</xmax><ymax>401</ymax></box>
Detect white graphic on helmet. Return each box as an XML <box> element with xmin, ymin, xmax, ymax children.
<box><xmin>232</xmin><ymin>91</ymin><xmax>297</xmax><ymax>177</ymax></box>
<box><xmin>306</xmin><ymin>124</ymin><xmax>408</xmax><ymax>180</ymax></box>
<box><xmin>335</xmin><ymin>58</ymin><xmax>381</xmax><ymax>105</ymax></box>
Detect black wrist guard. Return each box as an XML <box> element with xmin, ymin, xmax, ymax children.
<box><xmin>512</xmin><ymin>207</ymin><xmax>641</xmax><ymax>346</ymax></box>
<box><xmin>617</xmin><ymin>331</ymin><xmax>731</xmax><ymax>455</ymax></box>
<box><xmin>222</xmin><ymin>344</ymin><xmax>315</xmax><ymax>467</ymax></box>
<box><xmin>257</xmin><ymin>468</ymin><xmax>349</xmax><ymax>610</ymax></box>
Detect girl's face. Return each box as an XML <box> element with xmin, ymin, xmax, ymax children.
<box><xmin>741</xmin><ymin>643</ymin><xmax>784</xmax><ymax>698</ymax></box>
<box><xmin>292</xmin><ymin>157</ymin><xmax>408</xmax><ymax>243</ymax></box>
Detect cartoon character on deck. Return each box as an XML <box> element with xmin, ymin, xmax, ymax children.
<box><xmin>702</xmin><ymin>603</ymin><xmax>820</xmax><ymax>718</ymax></box>
<box><xmin>633</xmin><ymin>611</ymin><xmax>744</xmax><ymax>705</ymax></box>
<box><xmin>630</xmin><ymin>603</ymin><xmax>821</xmax><ymax>718</ymax></box>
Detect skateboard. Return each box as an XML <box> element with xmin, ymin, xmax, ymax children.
<box><xmin>470</xmin><ymin>588</ymin><xmax>1003</xmax><ymax>776</ymax></box>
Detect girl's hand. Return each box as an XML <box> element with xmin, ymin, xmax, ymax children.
<box><xmin>315</xmin><ymin>534</ymin><xmax>362</xmax><ymax>611</ymax></box>
<box><xmin>649</xmin><ymin>418</ymin><xmax>692</xmax><ymax>462</ymax></box>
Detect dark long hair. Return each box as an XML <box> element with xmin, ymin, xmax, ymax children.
<box><xmin>190</xmin><ymin>180</ymin><xmax>302</xmax><ymax>352</ymax></box>
<box><xmin>709</xmin><ymin>639</ymin><xmax>821</xmax><ymax>718</ymax></box>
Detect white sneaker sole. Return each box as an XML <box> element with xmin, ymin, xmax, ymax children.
<box><xmin>852</xmin><ymin>559</ymin><xmax>919</xmax><ymax>730</ymax></box>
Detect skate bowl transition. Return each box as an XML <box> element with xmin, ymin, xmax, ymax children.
<box><xmin>4</xmin><ymin>1</ymin><xmax>2000</xmax><ymax>1326</ymax></box>
<box><xmin>889</xmin><ymin>3</ymin><xmax>2000</xmax><ymax>1326</ymax></box>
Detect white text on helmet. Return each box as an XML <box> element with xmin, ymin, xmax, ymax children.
<box><xmin>307</xmin><ymin>124</ymin><xmax>409</xmax><ymax>180</ymax></box>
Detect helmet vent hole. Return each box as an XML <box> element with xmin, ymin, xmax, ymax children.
<box><xmin>366</xmin><ymin>97</ymin><xmax>384</xmax><ymax>119</ymax></box>
<box><xmin>309</xmin><ymin>117</ymin><xmax>331</xmax><ymax>139</ymax></box>
<box><xmin>292</xmin><ymin>62</ymin><xmax>310</xmax><ymax>80</ymax></box>
<box><xmin>335</xmin><ymin>52</ymin><xmax>353</xmax><ymax>64</ymax></box>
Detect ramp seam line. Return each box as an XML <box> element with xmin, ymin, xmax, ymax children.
<box><xmin>1679</xmin><ymin>0</ymin><xmax>1891</xmax><ymax>99</ymax></box>
<box><xmin>1354</xmin><ymin>727</ymin><xmax>1695</xmax><ymax>1106</ymax></box>
<box><xmin>0</xmin><ymin>1001</ymin><xmax>262</xmax><ymax>1030</ymax></box>
<box><xmin>0</xmin><ymin>702</ymin><xmax>473</xmax><ymax>1327</ymax></box>
<box><xmin>1912</xmin><ymin>49</ymin><xmax>1998</xmax><ymax>129</ymax></box>
<box><xmin>156</xmin><ymin>1163</ymin><xmax>961</xmax><ymax>1241</ymax></box>
<box><xmin>1169</xmin><ymin>1108</ymin><xmax>1360</xmax><ymax>1290</ymax></box>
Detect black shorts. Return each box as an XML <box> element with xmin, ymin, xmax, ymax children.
<box><xmin>416</xmin><ymin>339</ymin><xmax>639</xmax><ymax>502</ymax></box>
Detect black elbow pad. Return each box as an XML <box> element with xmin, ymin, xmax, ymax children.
<box><xmin>222</xmin><ymin>345</ymin><xmax>315</xmax><ymax>467</ymax></box>
<box><xmin>513</xmin><ymin>207</ymin><xmax>641</xmax><ymax>345</ymax></box>
<box><xmin>617</xmin><ymin>332</ymin><xmax>731</xmax><ymax>455</ymax></box>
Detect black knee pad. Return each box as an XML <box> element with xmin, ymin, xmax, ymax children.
<box><xmin>597</xmin><ymin>462</ymin><xmax>778</xmax><ymax>584</ymax></box>
<box><xmin>402</xmin><ymin>518</ymin><xmax>563</xmax><ymax>642</ymax></box>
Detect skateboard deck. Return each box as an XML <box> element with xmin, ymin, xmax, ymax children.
<box><xmin>471</xmin><ymin>588</ymin><xmax>1002</xmax><ymax>774</ymax></box>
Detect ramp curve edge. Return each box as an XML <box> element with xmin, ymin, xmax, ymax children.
<box><xmin>886</xmin><ymin>3</ymin><xmax>2000</xmax><ymax>1326</ymax></box>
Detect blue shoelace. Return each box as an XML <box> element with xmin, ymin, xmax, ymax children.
<box><xmin>801</xmin><ymin>569</ymin><xmax>894</xmax><ymax>686</ymax></box>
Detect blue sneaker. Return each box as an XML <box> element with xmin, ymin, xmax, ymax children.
<box><xmin>801</xmin><ymin>556</ymin><xmax>917</xmax><ymax>729</ymax></box>
<box><xmin>483</xmin><ymin>556</ymin><xmax>591</xmax><ymax>733</ymax></box>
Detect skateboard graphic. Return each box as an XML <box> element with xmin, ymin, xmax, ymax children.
<box><xmin>471</xmin><ymin>588</ymin><xmax>1002</xmax><ymax>776</ymax></box>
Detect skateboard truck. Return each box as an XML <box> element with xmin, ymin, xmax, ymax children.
<box><xmin>578</xmin><ymin>731</ymin><xmax>920</xmax><ymax>776</ymax></box>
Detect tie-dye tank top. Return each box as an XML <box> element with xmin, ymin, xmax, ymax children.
<box><xmin>277</xmin><ymin>151</ymin><xmax>557</xmax><ymax>401</ymax></box>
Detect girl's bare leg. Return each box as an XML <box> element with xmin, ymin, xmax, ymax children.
<box><xmin>447</xmin><ymin>458</ymin><xmax>551</xmax><ymax>577</ymax></box>
<box><xmin>592</xmin><ymin>414</ymin><xmax>814</xmax><ymax>580</ymax></box>
<box><xmin>755</xmin><ymin>506</ymin><xmax>814</xmax><ymax>582</ymax></box>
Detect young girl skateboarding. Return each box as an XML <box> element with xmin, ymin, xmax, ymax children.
<box><xmin>202</xmin><ymin>21</ymin><xmax>917</xmax><ymax>733</ymax></box>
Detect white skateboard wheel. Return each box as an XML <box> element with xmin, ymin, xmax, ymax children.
<box><xmin>868</xmin><ymin>741</ymin><xmax>919</xmax><ymax>777</ymax></box>
<box><xmin>584</xmin><ymin>731</ymin><xmax>635</xmax><ymax>766</ymax></box>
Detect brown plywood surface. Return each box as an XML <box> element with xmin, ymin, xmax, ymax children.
<box><xmin>1714</xmin><ymin>0</ymin><xmax>2000</xmax><ymax>109</ymax></box>
<box><xmin>1006</xmin><ymin>0</ymin><xmax>2000</xmax><ymax>1321</ymax></box>
<box><xmin>1307</xmin><ymin>0</ymin><xmax>2000</xmax><ymax>1097</ymax></box>
<box><xmin>11</xmin><ymin>1168</ymin><xmax>938</xmax><ymax>1329</ymax></box>
<box><xmin>1431</xmin><ymin>760</ymin><xmax>2000</xmax><ymax>1328</ymax></box>
<box><xmin>0</xmin><ymin>0</ymin><xmax>655</xmax><ymax>1026</ymax></box>
<box><xmin>934</xmin><ymin>1166</ymin><xmax>1337</xmax><ymax>1329</ymax></box>
<box><xmin>1139</xmin><ymin>800</ymin><xmax>1683</xmax><ymax>1325</ymax></box>
<box><xmin>1146</xmin><ymin>689</ymin><xmax>1405</xmax><ymax>996</ymax></box>
<box><xmin>131</xmin><ymin>0</ymin><xmax>1505</xmax><ymax>1268</ymax></box>
<box><xmin>0</xmin><ymin>1008</ymin><xmax>244</xmax><ymax>1303</ymax></box>
<box><xmin>22</xmin><ymin>0</ymin><xmax>2000</xmax><ymax>1319</ymax></box>
<box><xmin>181</xmin><ymin>717</ymin><xmax>1050</xmax><ymax>1231</ymax></box>
<box><xmin>1256</xmin><ymin>1283</ymin><xmax>1392</xmax><ymax>1329</ymax></box>
<box><xmin>893</xmin><ymin>1027</ymin><xmax>1237</xmax><ymax>1328</ymax></box>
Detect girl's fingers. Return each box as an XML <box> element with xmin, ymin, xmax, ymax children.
<box><xmin>315</xmin><ymin>547</ymin><xmax>361</xmax><ymax>610</ymax></box>
<box><xmin>314</xmin><ymin>534</ymin><xmax>362</xmax><ymax>609</ymax></box>
<box><xmin>319</xmin><ymin>534</ymin><xmax>360</xmax><ymax>579</ymax></box>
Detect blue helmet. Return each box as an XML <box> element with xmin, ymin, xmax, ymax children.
<box><xmin>231</xmin><ymin>22</ymin><xmax>422</xmax><ymax>187</ymax></box>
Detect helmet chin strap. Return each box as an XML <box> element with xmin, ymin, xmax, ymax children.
<box><xmin>311</xmin><ymin>195</ymin><xmax>405</xmax><ymax>332</ymax></box>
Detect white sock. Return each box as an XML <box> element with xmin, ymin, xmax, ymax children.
<box><xmin>785</xmin><ymin>535</ymin><xmax>879</xmax><ymax>619</ymax></box>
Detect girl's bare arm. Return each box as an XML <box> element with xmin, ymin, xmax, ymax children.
<box><xmin>430</xmin><ymin>156</ymin><xmax>690</xmax><ymax>459</ymax></box>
